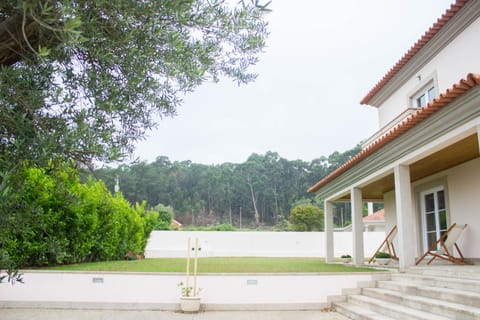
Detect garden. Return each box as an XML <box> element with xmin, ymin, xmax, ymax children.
<box><xmin>44</xmin><ymin>257</ymin><xmax>379</xmax><ymax>273</ymax></box>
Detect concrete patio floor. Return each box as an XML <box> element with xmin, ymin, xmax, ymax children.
<box><xmin>1</xmin><ymin>308</ymin><xmax>349</xmax><ymax>320</ymax></box>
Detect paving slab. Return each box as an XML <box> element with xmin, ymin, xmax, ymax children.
<box><xmin>1</xmin><ymin>308</ymin><xmax>349</xmax><ymax>320</ymax></box>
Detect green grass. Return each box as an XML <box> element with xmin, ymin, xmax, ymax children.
<box><xmin>43</xmin><ymin>257</ymin><xmax>380</xmax><ymax>273</ymax></box>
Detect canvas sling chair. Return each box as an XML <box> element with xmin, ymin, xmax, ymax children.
<box><xmin>416</xmin><ymin>223</ymin><xmax>473</xmax><ymax>265</ymax></box>
<box><xmin>368</xmin><ymin>225</ymin><xmax>399</xmax><ymax>264</ymax></box>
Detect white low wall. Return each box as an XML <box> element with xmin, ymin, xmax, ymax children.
<box><xmin>145</xmin><ymin>231</ymin><xmax>385</xmax><ymax>258</ymax></box>
<box><xmin>0</xmin><ymin>271</ymin><xmax>383</xmax><ymax>310</ymax></box>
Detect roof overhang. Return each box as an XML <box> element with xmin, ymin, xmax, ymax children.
<box><xmin>361</xmin><ymin>0</ymin><xmax>478</xmax><ymax>107</ymax></box>
<box><xmin>309</xmin><ymin>75</ymin><xmax>480</xmax><ymax>201</ymax></box>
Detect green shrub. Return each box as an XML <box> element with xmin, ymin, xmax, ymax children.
<box><xmin>0</xmin><ymin>163</ymin><xmax>153</xmax><ymax>268</ymax></box>
<box><xmin>153</xmin><ymin>204</ymin><xmax>173</xmax><ymax>230</ymax></box>
<box><xmin>375</xmin><ymin>252</ymin><xmax>391</xmax><ymax>258</ymax></box>
<box><xmin>289</xmin><ymin>204</ymin><xmax>324</xmax><ymax>231</ymax></box>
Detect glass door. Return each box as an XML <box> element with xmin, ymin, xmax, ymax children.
<box><xmin>420</xmin><ymin>186</ymin><xmax>447</xmax><ymax>251</ymax></box>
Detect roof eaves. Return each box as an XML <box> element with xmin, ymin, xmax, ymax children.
<box><xmin>308</xmin><ymin>73</ymin><xmax>480</xmax><ymax>194</ymax></box>
<box><xmin>360</xmin><ymin>0</ymin><xmax>469</xmax><ymax>105</ymax></box>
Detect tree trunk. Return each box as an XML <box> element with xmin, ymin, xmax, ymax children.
<box><xmin>239</xmin><ymin>206</ymin><xmax>242</xmax><ymax>229</ymax></box>
<box><xmin>246</xmin><ymin>174</ymin><xmax>260</xmax><ymax>227</ymax></box>
<box><xmin>273</xmin><ymin>184</ymin><xmax>279</xmax><ymax>224</ymax></box>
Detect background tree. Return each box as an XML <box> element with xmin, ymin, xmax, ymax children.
<box><xmin>92</xmin><ymin>145</ymin><xmax>367</xmax><ymax>229</ymax></box>
<box><xmin>289</xmin><ymin>204</ymin><xmax>324</xmax><ymax>232</ymax></box>
<box><xmin>153</xmin><ymin>204</ymin><xmax>174</xmax><ymax>230</ymax></box>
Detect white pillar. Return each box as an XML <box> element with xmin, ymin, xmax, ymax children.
<box><xmin>394</xmin><ymin>165</ymin><xmax>416</xmax><ymax>271</ymax></box>
<box><xmin>351</xmin><ymin>188</ymin><xmax>364</xmax><ymax>265</ymax></box>
<box><xmin>324</xmin><ymin>200</ymin><xmax>334</xmax><ymax>263</ymax></box>
<box><xmin>477</xmin><ymin>126</ymin><xmax>480</xmax><ymax>151</ymax></box>
<box><xmin>367</xmin><ymin>202</ymin><xmax>374</xmax><ymax>215</ymax></box>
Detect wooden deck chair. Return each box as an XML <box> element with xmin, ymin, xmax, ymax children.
<box><xmin>416</xmin><ymin>223</ymin><xmax>473</xmax><ymax>265</ymax></box>
<box><xmin>368</xmin><ymin>225</ymin><xmax>398</xmax><ymax>264</ymax></box>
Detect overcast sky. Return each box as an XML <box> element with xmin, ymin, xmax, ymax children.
<box><xmin>131</xmin><ymin>0</ymin><xmax>453</xmax><ymax>165</ymax></box>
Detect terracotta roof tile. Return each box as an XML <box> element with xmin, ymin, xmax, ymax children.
<box><xmin>360</xmin><ymin>0</ymin><xmax>469</xmax><ymax>105</ymax></box>
<box><xmin>308</xmin><ymin>73</ymin><xmax>480</xmax><ymax>193</ymax></box>
<box><xmin>363</xmin><ymin>209</ymin><xmax>385</xmax><ymax>221</ymax></box>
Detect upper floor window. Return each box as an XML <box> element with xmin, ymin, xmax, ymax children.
<box><xmin>409</xmin><ymin>73</ymin><xmax>438</xmax><ymax>109</ymax></box>
<box><xmin>415</xmin><ymin>85</ymin><xmax>436</xmax><ymax>108</ymax></box>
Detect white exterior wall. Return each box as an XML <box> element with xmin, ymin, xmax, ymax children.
<box><xmin>0</xmin><ymin>271</ymin><xmax>378</xmax><ymax>309</ymax></box>
<box><xmin>377</xmin><ymin>18</ymin><xmax>480</xmax><ymax>127</ymax></box>
<box><xmin>145</xmin><ymin>231</ymin><xmax>385</xmax><ymax>259</ymax></box>
<box><xmin>382</xmin><ymin>158</ymin><xmax>480</xmax><ymax>259</ymax></box>
<box><xmin>383</xmin><ymin>191</ymin><xmax>398</xmax><ymax>252</ymax></box>
<box><xmin>444</xmin><ymin>158</ymin><xmax>480</xmax><ymax>258</ymax></box>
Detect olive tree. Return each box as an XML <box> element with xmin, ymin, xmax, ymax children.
<box><xmin>0</xmin><ymin>0</ymin><xmax>270</xmax><ymax>168</ymax></box>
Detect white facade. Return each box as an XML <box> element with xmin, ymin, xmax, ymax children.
<box><xmin>377</xmin><ymin>15</ymin><xmax>480</xmax><ymax>127</ymax></box>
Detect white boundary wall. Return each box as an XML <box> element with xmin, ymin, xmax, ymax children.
<box><xmin>0</xmin><ymin>271</ymin><xmax>384</xmax><ymax>310</ymax></box>
<box><xmin>0</xmin><ymin>232</ymin><xmax>387</xmax><ymax>310</ymax></box>
<box><xmin>145</xmin><ymin>231</ymin><xmax>385</xmax><ymax>258</ymax></box>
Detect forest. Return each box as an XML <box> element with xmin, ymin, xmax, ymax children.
<box><xmin>91</xmin><ymin>145</ymin><xmax>363</xmax><ymax>229</ymax></box>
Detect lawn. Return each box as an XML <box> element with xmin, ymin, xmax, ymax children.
<box><xmin>44</xmin><ymin>257</ymin><xmax>380</xmax><ymax>273</ymax></box>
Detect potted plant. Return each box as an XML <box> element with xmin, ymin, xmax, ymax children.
<box><xmin>179</xmin><ymin>237</ymin><xmax>201</xmax><ymax>313</ymax></box>
<box><xmin>340</xmin><ymin>254</ymin><xmax>352</xmax><ymax>263</ymax></box>
<box><xmin>178</xmin><ymin>281</ymin><xmax>201</xmax><ymax>312</ymax></box>
<box><xmin>375</xmin><ymin>252</ymin><xmax>392</xmax><ymax>265</ymax></box>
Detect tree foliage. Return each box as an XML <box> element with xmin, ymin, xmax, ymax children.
<box><xmin>289</xmin><ymin>204</ymin><xmax>324</xmax><ymax>232</ymax></box>
<box><xmin>0</xmin><ymin>0</ymin><xmax>270</xmax><ymax>169</ymax></box>
<box><xmin>92</xmin><ymin>146</ymin><xmax>362</xmax><ymax>228</ymax></box>
<box><xmin>0</xmin><ymin>163</ymin><xmax>154</xmax><ymax>269</ymax></box>
<box><xmin>153</xmin><ymin>204</ymin><xmax>174</xmax><ymax>230</ymax></box>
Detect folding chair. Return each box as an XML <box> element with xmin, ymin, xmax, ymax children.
<box><xmin>416</xmin><ymin>223</ymin><xmax>473</xmax><ymax>265</ymax></box>
<box><xmin>368</xmin><ymin>225</ymin><xmax>398</xmax><ymax>264</ymax></box>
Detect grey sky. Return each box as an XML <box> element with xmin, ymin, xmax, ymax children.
<box><xmin>132</xmin><ymin>0</ymin><xmax>453</xmax><ymax>165</ymax></box>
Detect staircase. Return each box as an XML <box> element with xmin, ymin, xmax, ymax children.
<box><xmin>330</xmin><ymin>266</ymin><xmax>480</xmax><ymax>320</ymax></box>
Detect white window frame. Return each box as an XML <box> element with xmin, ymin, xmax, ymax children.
<box><xmin>414</xmin><ymin>84</ymin><xmax>436</xmax><ymax>108</ymax></box>
<box><xmin>419</xmin><ymin>185</ymin><xmax>449</xmax><ymax>252</ymax></box>
<box><xmin>408</xmin><ymin>72</ymin><xmax>438</xmax><ymax>109</ymax></box>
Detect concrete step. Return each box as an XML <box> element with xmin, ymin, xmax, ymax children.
<box><xmin>377</xmin><ymin>279</ymin><xmax>480</xmax><ymax>308</ymax></box>
<box><xmin>362</xmin><ymin>287</ymin><xmax>480</xmax><ymax>320</ymax></box>
<box><xmin>391</xmin><ymin>272</ymin><xmax>480</xmax><ymax>294</ymax></box>
<box><xmin>333</xmin><ymin>301</ymin><xmax>396</xmax><ymax>320</ymax></box>
<box><xmin>344</xmin><ymin>294</ymin><xmax>449</xmax><ymax>320</ymax></box>
<box><xmin>407</xmin><ymin>265</ymin><xmax>480</xmax><ymax>280</ymax></box>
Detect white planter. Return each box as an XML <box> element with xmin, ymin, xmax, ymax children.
<box><xmin>340</xmin><ymin>258</ymin><xmax>351</xmax><ymax>263</ymax></box>
<box><xmin>376</xmin><ymin>258</ymin><xmax>391</xmax><ymax>265</ymax></box>
<box><xmin>180</xmin><ymin>296</ymin><xmax>201</xmax><ymax>313</ymax></box>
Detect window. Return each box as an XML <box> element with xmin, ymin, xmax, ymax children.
<box><xmin>408</xmin><ymin>73</ymin><xmax>438</xmax><ymax>109</ymax></box>
<box><xmin>420</xmin><ymin>186</ymin><xmax>448</xmax><ymax>251</ymax></box>
<box><xmin>415</xmin><ymin>85</ymin><xmax>436</xmax><ymax>108</ymax></box>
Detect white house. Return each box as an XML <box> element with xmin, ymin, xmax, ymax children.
<box><xmin>308</xmin><ymin>0</ymin><xmax>480</xmax><ymax>271</ymax></box>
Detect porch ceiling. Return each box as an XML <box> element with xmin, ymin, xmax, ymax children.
<box><xmin>339</xmin><ymin>134</ymin><xmax>479</xmax><ymax>201</ymax></box>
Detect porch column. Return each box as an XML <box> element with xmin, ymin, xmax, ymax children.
<box><xmin>324</xmin><ymin>200</ymin><xmax>334</xmax><ymax>263</ymax></box>
<box><xmin>394</xmin><ymin>165</ymin><xmax>416</xmax><ymax>271</ymax></box>
<box><xmin>351</xmin><ymin>187</ymin><xmax>364</xmax><ymax>265</ymax></box>
<box><xmin>477</xmin><ymin>125</ymin><xmax>480</xmax><ymax>151</ymax></box>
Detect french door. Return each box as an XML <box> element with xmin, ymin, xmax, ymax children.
<box><xmin>420</xmin><ymin>186</ymin><xmax>448</xmax><ymax>251</ymax></box>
